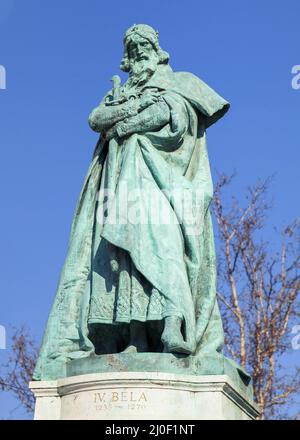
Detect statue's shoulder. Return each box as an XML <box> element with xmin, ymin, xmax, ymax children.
<box><xmin>173</xmin><ymin>70</ymin><xmax>201</xmax><ymax>83</ymax></box>
<box><xmin>172</xmin><ymin>71</ymin><xmax>217</xmax><ymax>97</ymax></box>
<box><xmin>147</xmin><ymin>66</ymin><xmax>204</xmax><ymax>94</ymax></box>
<box><xmin>171</xmin><ymin>70</ymin><xmax>230</xmax><ymax>127</ymax></box>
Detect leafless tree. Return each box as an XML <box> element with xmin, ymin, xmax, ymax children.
<box><xmin>0</xmin><ymin>327</ymin><xmax>37</xmax><ymax>414</ymax></box>
<box><xmin>213</xmin><ymin>173</ymin><xmax>300</xmax><ymax>419</ymax></box>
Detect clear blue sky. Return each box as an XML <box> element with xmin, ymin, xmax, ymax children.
<box><xmin>0</xmin><ymin>0</ymin><xmax>299</xmax><ymax>419</ymax></box>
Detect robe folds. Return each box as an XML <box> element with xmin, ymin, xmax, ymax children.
<box><xmin>33</xmin><ymin>65</ymin><xmax>230</xmax><ymax>380</ymax></box>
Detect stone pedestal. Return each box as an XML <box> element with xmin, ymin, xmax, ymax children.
<box><xmin>29</xmin><ymin>372</ymin><xmax>259</xmax><ymax>420</ymax></box>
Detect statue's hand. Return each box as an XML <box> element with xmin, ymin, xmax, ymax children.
<box><xmin>139</xmin><ymin>89</ymin><xmax>160</xmax><ymax>111</ymax></box>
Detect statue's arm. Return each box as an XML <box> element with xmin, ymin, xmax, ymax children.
<box><xmin>109</xmin><ymin>100</ymin><xmax>170</xmax><ymax>139</ymax></box>
<box><xmin>88</xmin><ymin>100</ymin><xmax>140</xmax><ymax>133</ymax></box>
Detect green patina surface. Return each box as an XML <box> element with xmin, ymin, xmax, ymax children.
<box><xmin>33</xmin><ymin>24</ymin><xmax>252</xmax><ymax>396</ymax></box>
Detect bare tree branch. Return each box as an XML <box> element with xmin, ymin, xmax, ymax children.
<box><xmin>0</xmin><ymin>327</ymin><xmax>37</xmax><ymax>414</ymax></box>
<box><xmin>213</xmin><ymin>173</ymin><xmax>300</xmax><ymax>419</ymax></box>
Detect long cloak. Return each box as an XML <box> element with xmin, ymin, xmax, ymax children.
<box><xmin>33</xmin><ymin>65</ymin><xmax>229</xmax><ymax>380</ymax></box>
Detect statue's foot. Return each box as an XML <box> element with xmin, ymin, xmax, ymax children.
<box><xmin>162</xmin><ymin>338</ymin><xmax>193</xmax><ymax>355</ymax></box>
<box><xmin>161</xmin><ymin>316</ymin><xmax>193</xmax><ymax>355</ymax></box>
<box><xmin>122</xmin><ymin>345</ymin><xmax>138</xmax><ymax>353</ymax></box>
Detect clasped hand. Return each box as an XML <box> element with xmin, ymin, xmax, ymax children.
<box><xmin>104</xmin><ymin>89</ymin><xmax>161</xmax><ymax>140</ymax></box>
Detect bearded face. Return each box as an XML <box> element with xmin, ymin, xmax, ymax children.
<box><xmin>126</xmin><ymin>34</ymin><xmax>159</xmax><ymax>84</ymax></box>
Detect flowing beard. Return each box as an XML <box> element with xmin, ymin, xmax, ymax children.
<box><xmin>129</xmin><ymin>58</ymin><xmax>158</xmax><ymax>86</ymax></box>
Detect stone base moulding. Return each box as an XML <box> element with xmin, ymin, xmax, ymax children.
<box><xmin>29</xmin><ymin>372</ymin><xmax>260</xmax><ymax>420</ymax></box>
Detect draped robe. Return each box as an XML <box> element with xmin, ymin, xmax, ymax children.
<box><xmin>33</xmin><ymin>64</ymin><xmax>230</xmax><ymax>380</ymax></box>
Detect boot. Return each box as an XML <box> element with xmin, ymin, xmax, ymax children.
<box><xmin>161</xmin><ymin>316</ymin><xmax>193</xmax><ymax>355</ymax></box>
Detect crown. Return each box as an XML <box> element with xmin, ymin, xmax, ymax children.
<box><xmin>124</xmin><ymin>24</ymin><xmax>159</xmax><ymax>44</ymax></box>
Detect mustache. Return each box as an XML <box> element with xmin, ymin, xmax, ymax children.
<box><xmin>135</xmin><ymin>53</ymin><xmax>149</xmax><ymax>60</ymax></box>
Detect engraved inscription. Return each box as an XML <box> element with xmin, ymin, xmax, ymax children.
<box><xmin>93</xmin><ymin>391</ymin><xmax>148</xmax><ymax>410</ymax></box>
